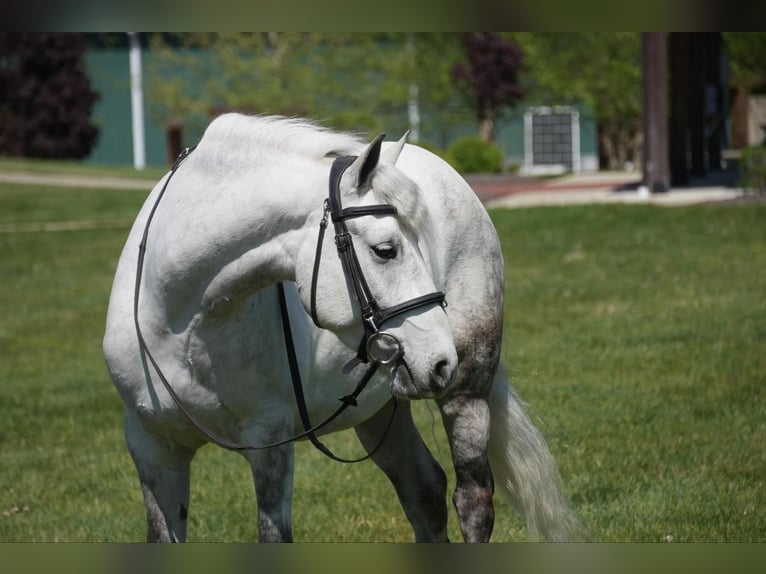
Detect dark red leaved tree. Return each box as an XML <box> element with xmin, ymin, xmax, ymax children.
<box><xmin>452</xmin><ymin>33</ymin><xmax>525</xmax><ymax>142</ymax></box>
<box><xmin>0</xmin><ymin>33</ymin><xmax>99</xmax><ymax>159</ymax></box>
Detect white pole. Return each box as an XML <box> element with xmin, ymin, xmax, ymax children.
<box><xmin>571</xmin><ymin>109</ymin><xmax>581</xmax><ymax>173</ymax></box>
<box><xmin>406</xmin><ymin>34</ymin><xmax>419</xmax><ymax>143</ymax></box>
<box><xmin>128</xmin><ymin>32</ymin><xmax>146</xmax><ymax>170</ymax></box>
<box><xmin>408</xmin><ymin>84</ymin><xmax>420</xmax><ymax>143</ymax></box>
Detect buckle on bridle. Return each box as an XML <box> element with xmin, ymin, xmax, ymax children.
<box><xmin>361</xmin><ymin>312</ymin><xmax>380</xmax><ymax>336</ymax></box>
<box><xmin>319</xmin><ymin>199</ymin><xmax>330</xmax><ymax>228</ymax></box>
<box><xmin>335</xmin><ymin>232</ymin><xmax>352</xmax><ymax>251</ymax></box>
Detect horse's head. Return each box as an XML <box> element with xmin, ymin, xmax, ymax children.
<box><xmin>295</xmin><ymin>134</ymin><xmax>457</xmax><ymax>399</ymax></box>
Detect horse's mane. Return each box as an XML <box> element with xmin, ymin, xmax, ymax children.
<box><xmin>197</xmin><ymin>113</ymin><xmax>428</xmax><ymax>231</ymax></box>
<box><xmin>198</xmin><ymin>113</ymin><xmax>364</xmax><ymax>164</ymax></box>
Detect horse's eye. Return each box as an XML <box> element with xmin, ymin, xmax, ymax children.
<box><xmin>372</xmin><ymin>242</ymin><xmax>398</xmax><ymax>260</ymax></box>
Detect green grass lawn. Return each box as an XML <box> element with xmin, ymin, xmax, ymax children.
<box><xmin>493</xmin><ymin>205</ymin><xmax>766</xmax><ymax>542</ymax></box>
<box><xmin>0</xmin><ymin>156</ymin><xmax>167</xmax><ymax>180</ymax></box>
<box><xmin>0</xmin><ymin>182</ymin><xmax>764</xmax><ymax>542</ymax></box>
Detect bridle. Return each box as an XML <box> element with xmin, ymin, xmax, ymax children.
<box><xmin>133</xmin><ymin>147</ymin><xmax>446</xmax><ymax>463</ymax></box>
<box><xmin>309</xmin><ymin>155</ymin><xmax>447</xmax><ymax>374</ymax></box>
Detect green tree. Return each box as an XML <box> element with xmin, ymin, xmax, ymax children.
<box><xmin>147</xmin><ymin>33</ymin><xmax>471</xmax><ymax>144</ymax></box>
<box><xmin>403</xmin><ymin>33</ymin><xmax>473</xmax><ymax>147</ymax></box>
<box><xmin>723</xmin><ymin>32</ymin><xmax>766</xmax><ymax>91</ymax></box>
<box><xmin>510</xmin><ymin>32</ymin><xmax>642</xmax><ymax>169</ymax></box>
<box><xmin>452</xmin><ymin>33</ymin><xmax>525</xmax><ymax>143</ymax></box>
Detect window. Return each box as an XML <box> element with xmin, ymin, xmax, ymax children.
<box><xmin>524</xmin><ymin>107</ymin><xmax>581</xmax><ymax>175</ymax></box>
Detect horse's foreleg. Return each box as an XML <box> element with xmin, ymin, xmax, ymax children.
<box><xmin>437</xmin><ymin>394</ymin><xmax>495</xmax><ymax>543</ymax></box>
<box><xmin>241</xmin><ymin>436</ymin><xmax>295</xmax><ymax>542</ymax></box>
<box><xmin>354</xmin><ymin>400</ymin><xmax>449</xmax><ymax>542</ymax></box>
<box><xmin>124</xmin><ymin>409</ymin><xmax>196</xmax><ymax>543</ymax></box>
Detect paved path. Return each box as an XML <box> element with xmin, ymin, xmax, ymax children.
<box><xmin>484</xmin><ymin>186</ymin><xmax>745</xmax><ymax>209</ymax></box>
<box><xmin>465</xmin><ymin>171</ymin><xmax>746</xmax><ymax>208</ymax></box>
<box><xmin>0</xmin><ymin>171</ymin><xmax>154</xmax><ymax>191</ymax></box>
<box><xmin>0</xmin><ymin>169</ymin><xmax>748</xmax><ymax>209</ymax></box>
<box><xmin>0</xmin><ymin>218</ymin><xmax>134</xmax><ymax>233</ymax></box>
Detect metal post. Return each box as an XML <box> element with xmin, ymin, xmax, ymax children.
<box><xmin>128</xmin><ymin>32</ymin><xmax>146</xmax><ymax>171</ymax></box>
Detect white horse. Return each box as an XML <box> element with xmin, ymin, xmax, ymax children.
<box><xmin>103</xmin><ymin>114</ymin><xmax>579</xmax><ymax>542</ymax></box>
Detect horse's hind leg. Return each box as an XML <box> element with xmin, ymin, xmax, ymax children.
<box><xmin>354</xmin><ymin>400</ymin><xmax>449</xmax><ymax>542</ymax></box>
<box><xmin>124</xmin><ymin>408</ymin><xmax>197</xmax><ymax>542</ymax></box>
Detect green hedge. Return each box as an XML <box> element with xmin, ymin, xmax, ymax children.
<box><xmin>446</xmin><ymin>135</ymin><xmax>503</xmax><ymax>174</ymax></box>
<box><xmin>739</xmin><ymin>147</ymin><xmax>766</xmax><ymax>194</ymax></box>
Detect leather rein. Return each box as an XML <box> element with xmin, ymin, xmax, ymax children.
<box><xmin>133</xmin><ymin>147</ymin><xmax>445</xmax><ymax>463</ymax></box>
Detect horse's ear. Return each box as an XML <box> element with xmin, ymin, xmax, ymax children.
<box><xmin>345</xmin><ymin>133</ymin><xmax>385</xmax><ymax>190</ymax></box>
<box><xmin>381</xmin><ymin>130</ymin><xmax>410</xmax><ymax>165</ymax></box>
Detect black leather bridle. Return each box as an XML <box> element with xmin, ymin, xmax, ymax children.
<box><xmin>133</xmin><ymin>148</ymin><xmax>447</xmax><ymax>463</ymax></box>
<box><xmin>309</xmin><ymin>155</ymin><xmax>447</xmax><ymax>373</ymax></box>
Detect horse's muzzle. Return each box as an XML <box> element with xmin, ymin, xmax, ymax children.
<box><xmin>388</xmin><ymin>352</ymin><xmax>456</xmax><ymax>399</ymax></box>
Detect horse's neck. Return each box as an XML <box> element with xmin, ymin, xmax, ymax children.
<box><xmin>143</xmin><ymin>155</ymin><xmax>327</xmax><ymax>325</ymax></box>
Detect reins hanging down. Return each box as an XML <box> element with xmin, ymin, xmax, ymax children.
<box><xmin>133</xmin><ymin>148</ymin><xmax>395</xmax><ymax>462</ymax></box>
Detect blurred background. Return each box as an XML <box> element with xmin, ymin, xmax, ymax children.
<box><xmin>1</xmin><ymin>33</ymin><xmax>764</xmax><ymax>190</ymax></box>
<box><xmin>1</xmin><ymin>32</ymin><xmax>764</xmax><ymax>543</ymax></box>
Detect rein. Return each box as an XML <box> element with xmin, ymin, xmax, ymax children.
<box><xmin>133</xmin><ymin>148</ymin><xmax>393</xmax><ymax>462</ymax></box>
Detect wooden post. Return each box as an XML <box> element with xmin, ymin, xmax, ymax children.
<box><xmin>642</xmin><ymin>33</ymin><xmax>669</xmax><ymax>193</ymax></box>
<box><xmin>166</xmin><ymin>120</ymin><xmax>183</xmax><ymax>166</ymax></box>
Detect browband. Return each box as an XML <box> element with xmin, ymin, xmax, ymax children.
<box><xmin>333</xmin><ymin>205</ymin><xmax>397</xmax><ymax>222</ymax></box>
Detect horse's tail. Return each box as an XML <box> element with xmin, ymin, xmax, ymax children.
<box><xmin>488</xmin><ymin>367</ymin><xmax>584</xmax><ymax>541</ymax></box>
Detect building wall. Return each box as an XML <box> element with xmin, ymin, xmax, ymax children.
<box><xmin>84</xmin><ymin>49</ymin><xmax>169</xmax><ymax>167</ymax></box>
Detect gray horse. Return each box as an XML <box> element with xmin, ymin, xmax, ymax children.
<box><xmin>103</xmin><ymin>114</ymin><xmax>580</xmax><ymax>542</ymax></box>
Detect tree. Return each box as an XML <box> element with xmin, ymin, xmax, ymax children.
<box><xmin>724</xmin><ymin>32</ymin><xmax>766</xmax><ymax>91</ymax></box>
<box><xmin>511</xmin><ymin>33</ymin><xmax>642</xmax><ymax>170</ymax></box>
<box><xmin>149</xmin><ymin>33</ymin><xmax>392</xmax><ymax>134</ymax></box>
<box><xmin>403</xmin><ymin>34</ymin><xmax>474</xmax><ymax>146</ymax></box>
<box><xmin>148</xmin><ymin>33</ymin><xmax>421</xmax><ymax>136</ymax></box>
<box><xmin>452</xmin><ymin>33</ymin><xmax>525</xmax><ymax>142</ymax></box>
<box><xmin>722</xmin><ymin>33</ymin><xmax>766</xmax><ymax>149</ymax></box>
<box><xmin>0</xmin><ymin>33</ymin><xmax>99</xmax><ymax>159</ymax></box>
<box><xmin>147</xmin><ymin>33</ymin><xmax>473</xmax><ymax>143</ymax></box>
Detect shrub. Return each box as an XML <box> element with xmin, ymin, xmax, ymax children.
<box><xmin>446</xmin><ymin>135</ymin><xmax>503</xmax><ymax>174</ymax></box>
<box><xmin>739</xmin><ymin>147</ymin><xmax>766</xmax><ymax>194</ymax></box>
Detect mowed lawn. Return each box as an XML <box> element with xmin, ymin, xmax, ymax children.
<box><xmin>0</xmin><ymin>181</ymin><xmax>764</xmax><ymax>542</ymax></box>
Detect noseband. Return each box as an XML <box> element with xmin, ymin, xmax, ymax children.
<box><xmin>309</xmin><ymin>155</ymin><xmax>447</xmax><ymax>371</ymax></box>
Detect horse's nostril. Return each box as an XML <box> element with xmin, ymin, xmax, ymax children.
<box><xmin>431</xmin><ymin>358</ymin><xmax>455</xmax><ymax>390</ymax></box>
